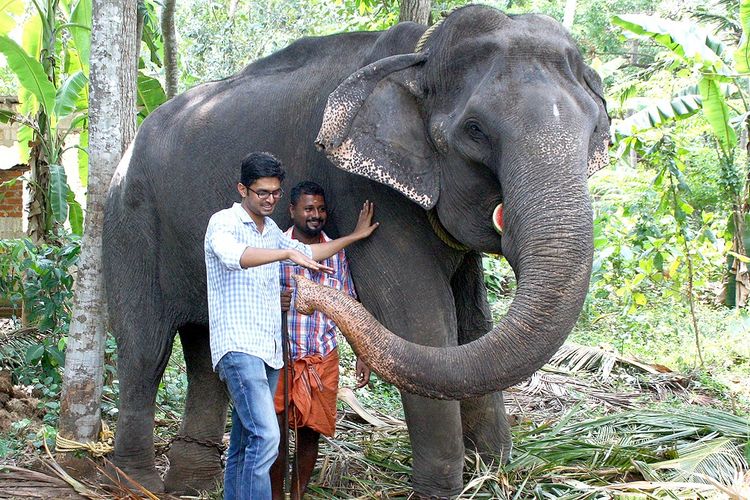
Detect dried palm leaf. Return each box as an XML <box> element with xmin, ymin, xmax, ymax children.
<box><xmin>0</xmin><ymin>465</ymin><xmax>94</xmax><ymax>500</ymax></box>
<box><xmin>549</xmin><ymin>343</ymin><xmax>619</xmax><ymax>379</ymax></box>
<box><xmin>0</xmin><ymin>326</ymin><xmax>44</xmax><ymax>367</ymax></box>
<box><xmin>549</xmin><ymin>342</ymin><xmax>674</xmax><ymax>380</ymax></box>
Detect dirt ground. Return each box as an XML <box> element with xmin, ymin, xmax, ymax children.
<box><xmin>0</xmin><ymin>369</ymin><xmax>45</xmax><ymax>434</ymax></box>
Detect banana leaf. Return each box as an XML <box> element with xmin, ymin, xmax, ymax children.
<box><xmin>67</xmin><ymin>190</ymin><xmax>83</xmax><ymax>235</ymax></box>
<box><xmin>735</xmin><ymin>0</ymin><xmax>750</xmax><ymax>72</ymax></box>
<box><xmin>699</xmin><ymin>76</ymin><xmax>737</xmax><ymax>156</ymax></box>
<box><xmin>0</xmin><ymin>35</ymin><xmax>56</xmax><ymax>117</ymax></box>
<box><xmin>0</xmin><ymin>109</ymin><xmax>15</xmax><ymax>124</ymax></box>
<box><xmin>78</xmin><ymin>127</ymin><xmax>88</xmax><ymax>189</ymax></box>
<box><xmin>0</xmin><ymin>0</ymin><xmax>23</xmax><ymax>35</ymax></box>
<box><xmin>613</xmin><ymin>14</ymin><xmax>726</xmax><ymax>68</ymax></box>
<box><xmin>69</xmin><ymin>0</ymin><xmax>91</xmax><ymax>74</ymax></box>
<box><xmin>48</xmin><ymin>164</ymin><xmax>69</xmax><ymax>224</ymax></box>
<box><xmin>136</xmin><ymin>72</ymin><xmax>167</xmax><ymax>119</ymax></box>
<box><xmin>613</xmin><ymin>95</ymin><xmax>702</xmax><ymax>141</ymax></box>
<box><xmin>21</xmin><ymin>12</ymin><xmax>42</xmax><ymax>61</ymax></box>
<box><xmin>53</xmin><ymin>71</ymin><xmax>87</xmax><ymax>118</ymax></box>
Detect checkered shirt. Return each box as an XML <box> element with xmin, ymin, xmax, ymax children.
<box><xmin>204</xmin><ymin>203</ymin><xmax>312</xmax><ymax>370</ymax></box>
<box><xmin>281</xmin><ymin>228</ymin><xmax>357</xmax><ymax>359</ymax></box>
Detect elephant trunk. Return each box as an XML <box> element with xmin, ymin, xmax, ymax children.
<box><xmin>295</xmin><ymin>136</ymin><xmax>594</xmax><ymax>399</ymax></box>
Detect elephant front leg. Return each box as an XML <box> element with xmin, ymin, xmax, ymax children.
<box><xmin>164</xmin><ymin>325</ymin><xmax>229</xmax><ymax>494</ymax></box>
<box><xmin>453</xmin><ymin>251</ymin><xmax>512</xmax><ymax>462</ymax></box>
<box><xmin>460</xmin><ymin>394</ymin><xmax>512</xmax><ymax>463</ymax></box>
<box><xmin>402</xmin><ymin>393</ymin><xmax>465</xmax><ymax>499</ymax></box>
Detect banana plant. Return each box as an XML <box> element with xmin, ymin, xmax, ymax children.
<box><xmin>611</xmin><ymin>4</ymin><xmax>750</xmax><ymax>307</ymax></box>
<box><xmin>0</xmin><ymin>0</ymin><xmax>91</xmax><ymax>239</ymax></box>
<box><xmin>1</xmin><ymin>0</ymin><xmax>168</xmax><ymax>241</ymax></box>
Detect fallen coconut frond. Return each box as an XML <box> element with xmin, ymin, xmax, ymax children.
<box><xmin>40</xmin><ymin>438</ymin><xmax>103</xmax><ymax>499</ymax></box>
<box><xmin>549</xmin><ymin>342</ymin><xmax>674</xmax><ymax>379</ymax></box>
<box><xmin>549</xmin><ymin>343</ymin><xmax>620</xmax><ymax>379</ymax></box>
<box><xmin>338</xmin><ymin>387</ymin><xmax>405</xmax><ymax>428</ymax></box>
<box><xmin>0</xmin><ymin>326</ymin><xmax>46</xmax><ymax>368</ymax></box>
<box><xmin>513</xmin><ymin>370</ymin><xmax>643</xmax><ymax>410</ymax></box>
<box><xmin>307</xmin><ymin>402</ymin><xmax>750</xmax><ymax>499</ymax></box>
<box><xmin>636</xmin><ymin>436</ymin><xmax>748</xmax><ymax>485</ymax></box>
<box><xmin>0</xmin><ymin>465</ymin><xmax>90</xmax><ymax>500</ymax></box>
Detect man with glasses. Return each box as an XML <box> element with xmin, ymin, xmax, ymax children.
<box><xmin>204</xmin><ymin>152</ymin><xmax>378</xmax><ymax>500</ymax></box>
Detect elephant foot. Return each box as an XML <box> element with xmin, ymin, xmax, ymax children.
<box><xmin>408</xmin><ymin>491</ymin><xmax>452</xmax><ymax>500</ymax></box>
<box><xmin>164</xmin><ymin>438</ymin><xmax>224</xmax><ymax>494</ymax></box>
<box><xmin>105</xmin><ymin>461</ymin><xmax>165</xmax><ymax>494</ymax></box>
<box><xmin>164</xmin><ymin>466</ymin><xmax>222</xmax><ymax>495</ymax></box>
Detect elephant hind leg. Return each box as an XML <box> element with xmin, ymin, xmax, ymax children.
<box><xmin>110</xmin><ymin>319</ymin><xmax>175</xmax><ymax>494</ymax></box>
<box><xmin>105</xmin><ymin>179</ymin><xmax>178</xmax><ymax>491</ymax></box>
<box><xmin>164</xmin><ymin>324</ymin><xmax>229</xmax><ymax>494</ymax></box>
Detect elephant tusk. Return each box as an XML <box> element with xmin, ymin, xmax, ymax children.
<box><xmin>492</xmin><ymin>203</ymin><xmax>504</xmax><ymax>235</ymax></box>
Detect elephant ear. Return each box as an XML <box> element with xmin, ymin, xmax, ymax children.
<box><xmin>582</xmin><ymin>65</ymin><xmax>611</xmax><ymax>177</ymax></box>
<box><xmin>316</xmin><ymin>53</ymin><xmax>439</xmax><ymax>209</ymax></box>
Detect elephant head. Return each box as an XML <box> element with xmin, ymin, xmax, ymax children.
<box><xmin>313</xmin><ymin>6</ymin><xmax>609</xmax><ymax>399</ymax></box>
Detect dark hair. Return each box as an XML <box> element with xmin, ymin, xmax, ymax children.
<box><xmin>240</xmin><ymin>152</ymin><xmax>286</xmax><ymax>186</ymax></box>
<box><xmin>290</xmin><ymin>181</ymin><xmax>325</xmax><ymax>205</ymax></box>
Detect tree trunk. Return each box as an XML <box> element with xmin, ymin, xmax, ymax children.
<box><xmin>399</xmin><ymin>0</ymin><xmax>430</xmax><ymax>25</ymax></box>
<box><xmin>136</xmin><ymin>0</ymin><xmax>145</xmax><ymax>65</ymax></box>
<box><xmin>26</xmin><ymin>151</ymin><xmax>49</xmax><ymax>244</ymax></box>
<box><xmin>161</xmin><ymin>0</ymin><xmax>178</xmax><ymax>99</ymax></box>
<box><xmin>562</xmin><ymin>0</ymin><xmax>577</xmax><ymax>29</ymax></box>
<box><xmin>58</xmin><ymin>0</ymin><xmax>137</xmax><ymax>444</ymax></box>
<box><xmin>228</xmin><ymin>0</ymin><xmax>239</xmax><ymax>19</ymax></box>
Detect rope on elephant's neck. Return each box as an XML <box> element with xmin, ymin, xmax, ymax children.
<box><xmin>414</xmin><ymin>19</ymin><xmax>443</xmax><ymax>52</ymax></box>
<box><xmin>426</xmin><ymin>209</ymin><xmax>470</xmax><ymax>251</ymax></box>
<box><xmin>413</xmin><ymin>8</ymin><xmax>455</xmax><ymax>53</ymax></box>
<box><xmin>55</xmin><ymin>421</ymin><xmax>114</xmax><ymax>457</ymax></box>
<box><xmin>416</xmin><ymin>11</ymin><xmax>470</xmax><ymax>253</ymax></box>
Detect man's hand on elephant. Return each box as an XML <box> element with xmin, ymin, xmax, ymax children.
<box><xmin>355</xmin><ymin>357</ymin><xmax>371</xmax><ymax>389</ymax></box>
<box><xmin>352</xmin><ymin>201</ymin><xmax>379</xmax><ymax>240</ymax></box>
<box><xmin>280</xmin><ymin>290</ymin><xmax>291</xmax><ymax>312</ymax></box>
<box><xmin>288</xmin><ymin>249</ymin><xmax>334</xmax><ymax>274</ymax></box>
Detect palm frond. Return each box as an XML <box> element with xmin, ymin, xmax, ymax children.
<box><xmin>649</xmin><ymin>437</ymin><xmax>748</xmax><ymax>484</ymax></box>
<box><xmin>549</xmin><ymin>343</ymin><xmax>618</xmax><ymax>379</ymax></box>
<box><xmin>691</xmin><ymin>0</ymin><xmax>742</xmax><ymax>41</ymax></box>
<box><xmin>0</xmin><ymin>325</ymin><xmax>43</xmax><ymax>368</ymax></box>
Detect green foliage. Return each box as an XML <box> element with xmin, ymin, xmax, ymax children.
<box><xmin>482</xmin><ymin>255</ymin><xmax>515</xmax><ymax>304</ymax></box>
<box><xmin>0</xmin><ymin>35</ymin><xmax>57</xmax><ymax>114</ymax></box>
<box><xmin>611</xmin><ymin>5</ymin><xmax>750</xmax><ymax>308</ymax></box>
<box><xmin>0</xmin><ymin>64</ymin><xmax>17</xmax><ymax>94</ymax></box>
<box><xmin>0</xmin><ymin>237</ymin><xmax>80</xmax><ymax>385</ymax></box>
<box><xmin>587</xmin><ymin>137</ymin><xmax>724</xmax><ymax>314</ymax></box>
<box><xmin>136</xmin><ymin>72</ymin><xmax>167</xmax><ymax>122</ymax></box>
<box><xmin>174</xmin><ymin>0</ymin><xmax>409</xmax><ymax>86</ymax></box>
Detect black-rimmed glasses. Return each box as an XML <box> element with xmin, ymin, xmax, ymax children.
<box><xmin>246</xmin><ymin>186</ymin><xmax>284</xmax><ymax>200</ymax></box>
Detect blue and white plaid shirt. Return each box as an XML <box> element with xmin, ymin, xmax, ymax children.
<box><xmin>204</xmin><ymin>203</ymin><xmax>312</xmax><ymax>370</ymax></box>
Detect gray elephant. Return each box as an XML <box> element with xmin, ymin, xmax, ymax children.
<box><xmin>102</xmin><ymin>5</ymin><xmax>608</xmax><ymax>498</ymax></box>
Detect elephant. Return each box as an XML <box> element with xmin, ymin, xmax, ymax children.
<box><xmin>102</xmin><ymin>5</ymin><xmax>608</xmax><ymax>498</ymax></box>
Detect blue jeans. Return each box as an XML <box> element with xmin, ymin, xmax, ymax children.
<box><xmin>217</xmin><ymin>352</ymin><xmax>281</xmax><ymax>500</ymax></box>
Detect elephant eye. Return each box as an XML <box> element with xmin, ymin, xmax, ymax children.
<box><xmin>464</xmin><ymin>120</ymin><xmax>487</xmax><ymax>141</ymax></box>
